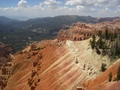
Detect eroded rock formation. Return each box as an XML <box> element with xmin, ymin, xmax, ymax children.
<box><xmin>58</xmin><ymin>19</ymin><xmax>120</xmax><ymax>42</ymax></box>
<box><xmin>58</xmin><ymin>23</ymin><xmax>95</xmax><ymax>41</ymax></box>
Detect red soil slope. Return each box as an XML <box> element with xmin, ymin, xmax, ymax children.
<box><xmin>4</xmin><ymin>39</ymin><xmax>120</xmax><ymax>90</ymax></box>
<box><xmin>5</xmin><ymin>40</ymin><xmax>84</xmax><ymax>90</ymax></box>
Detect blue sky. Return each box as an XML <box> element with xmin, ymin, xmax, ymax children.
<box><xmin>0</xmin><ymin>0</ymin><xmax>40</xmax><ymax>7</ymax></box>
<box><xmin>0</xmin><ymin>0</ymin><xmax>120</xmax><ymax>20</ymax></box>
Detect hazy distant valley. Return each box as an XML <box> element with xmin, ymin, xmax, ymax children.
<box><xmin>0</xmin><ymin>15</ymin><xmax>119</xmax><ymax>52</ymax></box>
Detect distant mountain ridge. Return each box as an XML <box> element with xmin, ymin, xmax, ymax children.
<box><xmin>9</xmin><ymin>15</ymin><xmax>120</xmax><ymax>31</ymax></box>
<box><xmin>96</xmin><ymin>17</ymin><xmax>120</xmax><ymax>22</ymax></box>
<box><xmin>11</xmin><ymin>15</ymin><xmax>96</xmax><ymax>29</ymax></box>
<box><xmin>0</xmin><ymin>15</ymin><xmax>120</xmax><ymax>52</ymax></box>
<box><xmin>0</xmin><ymin>16</ymin><xmax>20</xmax><ymax>24</ymax></box>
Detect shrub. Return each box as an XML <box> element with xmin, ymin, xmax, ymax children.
<box><xmin>31</xmin><ymin>70</ymin><xmax>37</xmax><ymax>78</ymax></box>
<box><xmin>28</xmin><ymin>78</ymin><xmax>33</xmax><ymax>86</ymax></box>
<box><xmin>117</xmin><ymin>66</ymin><xmax>120</xmax><ymax>81</ymax></box>
<box><xmin>31</xmin><ymin>86</ymin><xmax>36</xmax><ymax>90</ymax></box>
<box><xmin>108</xmin><ymin>72</ymin><xmax>112</xmax><ymax>82</ymax></box>
<box><xmin>96</xmin><ymin>47</ymin><xmax>101</xmax><ymax>55</ymax></box>
<box><xmin>101</xmin><ymin>63</ymin><xmax>106</xmax><ymax>72</ymax></box>
<box><xmin>33</xmin><ymin>62</ymin><xmax>38</xmax><ymax>67</ymax></box>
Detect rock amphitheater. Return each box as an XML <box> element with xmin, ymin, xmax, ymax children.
<box><xmin>58</xmin><ymin>19</ymin><xmax>120</xmax><ymax>42</ymax></box>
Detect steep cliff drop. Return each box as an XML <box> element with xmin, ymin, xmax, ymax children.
<box><xmin>0</xmin><ymin>42</ymin><xmax>13</xmax><ymax>90</ymax></box>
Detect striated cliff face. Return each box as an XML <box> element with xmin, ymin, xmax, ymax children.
<box><xmin>3</xmin><ymin>19</ymin><xmax>120</xmax><ymax>90</ymax></box>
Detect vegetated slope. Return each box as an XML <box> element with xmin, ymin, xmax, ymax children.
<box><xmin>0</xmin><ymin>16</ymin><xmax>19</xmax><ymax>33</ymax></box>
<box><xmin>0</xmin><ymin>28</ymin><xmax>51</xmax><ymax>52</ymax></box>
<box><xmin>0</xmin><ymin>24</ymin><xmax>15</xmax><ymax>33</ymax></box>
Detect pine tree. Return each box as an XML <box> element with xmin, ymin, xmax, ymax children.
<box><xmin>98</xmin><ymin>31</ymin><xmax>102</xmax><ymax>37</ymax></box>
<box><xmin>91</xmin><ymin>35</ymin><xmax>96</xmax><ymax>49</ymax></box>
<box><xmin>105</xmin><ymin>28</ymin><xmax>109</xmax><ymax>40</ymax></box>
<box><xmin>115</xmin><ymin>35</ymin><xmax>120</xmax><ymax>56</ymax></box>
<box><xmin>114</xmin><ymin>32</ymin><xmax>117</xmax><ymax>38</ymax></box>
<box><xmin>110</xmin><ymin>42</ymin><xmax>115</xmax><ymax>56</ymax></box>
<box><xmin>101</xmin><ymin>63</ymin><xmax>106</xmax><ymax>72</ymax></box>
<box><xmin>98</xmin><ymin>37</ymin><xmax>104</xmax><ymax>49</ymax></box>
<box><xmin>110</xmin><ymin>33</ymin><xmax>114</xmax><ymax>42</ymax></box>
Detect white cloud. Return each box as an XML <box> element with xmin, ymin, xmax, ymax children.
<box><xmin>76</xmin><ymin>5</ymin><xmax>86</xmax><ymax>11</ymax></box>
<box><xmin>0</xmin><ymin>0</ymin><xmax>119</xmax><ymax>20</ymax></box>
<box><xmin>33</xmin><ymin>3</ymin><xmax>44</xmax><ymax>11</ymax></box>
<box><xmin>89</xmin><ymin>8</ymin><xmax>97</xmax><ymax>12</ymax></box>
<box><xmin>44</xmin><ymin>0</ymin><xmax>61</xmax><ymax>6</ymax></box>
<box><xmin>117</xmin><ymin>5</ymin><xmax>120</xmax><ymax>12</ymax></box>
<box><xmin>43</xmin><ymin>0</ymin><xmax>62</xmax><ymax>9</ymax></box>
<box><xmin>65</xmin><ymin>0</ymin><xmax>120</xmax><ymax>7</ymax></box>
<box><xmin>18</xmin><ymin>0</ymin><xmax>28</xmax><ymax>8</ymax></box>
<box><xmin>65</xmin><ymin>0</ymin><xmax>87</xmax><ymax>6</ymax></box>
